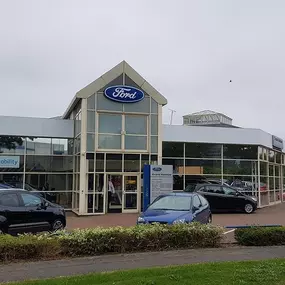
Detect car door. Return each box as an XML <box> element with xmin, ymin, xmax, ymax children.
<box><xmin>204</xmin><ymin>185</ymin><xmax>226</xmax><ymax>211</ymax></box>
<box><xmin>18</xmin><ymin>192</ymin><xmax>51</xmax><ymax>232</ymax></box>
<box><xmin>197</xmin><ymin>194</ymin><xmax>210</xmax><ymax>223</ymax></box>
<box><xmin>222</xmin><ymin>186</ymin><xmax>244</xmax><ymax>211</ymax></box>
<box><xmin>0</xmin><ymin>192</ymin><xmax>30</xmax><ymax>234</ymax></box>
<box><xmin>191</xmin><ymin>195</ymin><xmax>204</xmax><ymax>223</ymax></box>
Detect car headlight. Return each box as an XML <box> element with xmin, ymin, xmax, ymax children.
<box><xmin>173</xmin><ymin>218</ymin><xmax>186</xmax><ymax>224</ymax></box>
<box><xmin>251</xmin><ymin>197</ymin><xmax>257</xmax><ymax>202</ymax></box>
<box><xmin>137</xmin><ymin>217</ymin><xmax>145</xmax><ymax>223</ymax></box>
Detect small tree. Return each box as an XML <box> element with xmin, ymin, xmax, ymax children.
<box><xmin>0</xmin><ymin>136</ymin><xmax>24</xmax><ymax>153</ymax></box>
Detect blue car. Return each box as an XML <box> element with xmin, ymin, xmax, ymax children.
<box><xmin>137</xmin><ymin>192</ymin><xmax>212</xmax><ymax>225</ymax></box>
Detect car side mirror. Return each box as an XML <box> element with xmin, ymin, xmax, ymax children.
<box><xmin>41</xmin><ymin>201</ymin><xmax>49</xmax><ymax>209</ymax></box>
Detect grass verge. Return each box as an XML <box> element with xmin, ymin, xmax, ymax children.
<box><xmin>8</xmin><ymin>259</ymin><xmax>285</xmax><ymax>285</ymax></box>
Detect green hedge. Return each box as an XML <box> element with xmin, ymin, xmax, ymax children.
<box><xmin>0</xmin><ymin>234</ymin><xmax>60</xmax><ymax>261</ymax></box>
<box><xmin>0</xmin><ymin>223</ymin><xmax>223</xmax><ymax>262</ymax></box>
<box><xmin>235</xmin><ymin>226</ymin><xmax>285</xmax><ymax>246</ymax></box>
<box><xmin>59</xmin><ymin>223</ymin><xmax>223</xmax><ymax>256</ymax></box>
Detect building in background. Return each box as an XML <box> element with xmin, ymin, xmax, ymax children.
<box><xmin>0</xmin><ymin>61</ymin><xmax>284</xmax><ymax>214</ymax></box>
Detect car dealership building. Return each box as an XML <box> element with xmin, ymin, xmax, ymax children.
<box><xmin>0</xmin><ymin>61</ymin><xmax>284</xmax><ymax>215</ymax></box>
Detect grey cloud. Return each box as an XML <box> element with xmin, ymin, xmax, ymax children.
<box><xmin>0</xmin><ymin>0</ymin><xmax>285</xmax><ymax>137</ymax></box>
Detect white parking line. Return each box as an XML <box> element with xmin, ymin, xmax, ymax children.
<box><xmin>223</xmin><ymin>229</ymin><xmax>235</xmax><ymax>235</ymax></box>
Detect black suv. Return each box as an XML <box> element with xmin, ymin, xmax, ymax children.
<box><xmin>184</xmin><ymin>183</ymin><xmax>258</xmax><ymax>214</ymax></box>
<box><xmin>0</xmin><ymin>189</ymin><xmax>66</xmax><ymax>235</ymax></box>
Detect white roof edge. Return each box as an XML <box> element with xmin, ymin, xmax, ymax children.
<box><xmin>162</xmin><ymin>124</ymin><xmax>280</xmax><ymax>149</ymax></box>
<box><xmin>163</xmin><ymin>124</ymin><xmax>272</xmax><ymax>135</ymax></box>
<box><xmin>62</xmin><ymin>61</ymin><xmax>167</xmax><ymax>118</ymax></box>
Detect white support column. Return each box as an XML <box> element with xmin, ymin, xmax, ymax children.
<box><xmin>79</xmin><ymin>98</ymin><xmax>88</xmax><ymax>214</ymax></box>
<box><xmin>157</xmin><ymin>104</ymin><xmax>163</xmax><ymax>165</ymax></box>
<box><xmin>221</xmin><ymin>145</ymin><xmax>224</xmax><ymax>183</ymax></box>
<box><xmin>257</xmin><ymin>153</ymin><xmax>261</xmax><ymax>207</ymax></box>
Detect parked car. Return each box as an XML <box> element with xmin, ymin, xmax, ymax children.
<box><xmin>207</xmin><ymin>179</ymin><xmax>241</xmax><ymax>188</ymax></box>
<box><xmin>3</xmin><ymin>181</ymin><xmax>56</xmax><ymax>203</ymax></box>
<box><xmin>184</xmin><ymin>184</ymin><xmax>257</xmax><ymax>214</ymax></box>
<box><xmin>137</xmin><ymin>192</ymin><xmax>212</xmax><ymax>225</ymax></box>
<box><xmin>0</xmin><ymin>189</ymin><xmax>66</xmax><ymax>235</ymax></box>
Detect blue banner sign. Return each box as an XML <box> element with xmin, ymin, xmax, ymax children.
<box><xmin>104</xmin><ymin>85</ymin><xmax>144</xmax><ymax>103</ymax></box>
<box><xmin>143</xmin><ymin>165</ymin><xmax>173</xmax><ymax>211</ymax></box>
<box><xmin>0</xmin><ymin>156</ymin><xmax>20</xmax><ymax>168</ymax></box>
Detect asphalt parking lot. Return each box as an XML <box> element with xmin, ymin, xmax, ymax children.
<box><xmin>67</xmin><ymin>202</ymin><xmax>285</xmax><ymax>230</ymax></box>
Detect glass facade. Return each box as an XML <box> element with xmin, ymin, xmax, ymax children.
<box><xmin>75</xmin><ymin>74</ymin><xmax>160</xmax><ymax>215</ymax></box>
<box><xmin>162</xmin><ymin>142</ymin><xmax>284</xmax><ymax>207</ymax></box>
<box><xmin>0</xmin><ymin>136</ymin><xmax>73</xmax><ymax>209</ymax></box>
<box><xmin>2</xmin><ymin>64</ymin><xmax>283</xmax><ymax>215</ymax></box>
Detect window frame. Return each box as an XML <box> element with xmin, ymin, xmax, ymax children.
<box><xmin>192</xmin><ymin>195</ymin><xmax>202</xmax><ymax>208</ymax></box>
<box><xmin>0</xmin><ymin>193</ymin><xmax>21</xmax><ymax>207</ymax></box>
<box><xmin>222</xmin><ymin>186</ymin><xmax>238</xmax><ymax>196</ymax></box>
<box><xmin>205</xmin><ymin>185</ymin><xmax>224</xmax><ymax>194</ymax></box>
<box><xmin>96</xmin><ymin>112</ymin><xmax>149</xmax><ymax>152</ymax></box>
<box><xmin>19</xmin><ymin>193</ymin><xmax>43</xmax><ymax>207</ymax></box>
<box><xmin>198</xmin><ymin>194</ymin><xmax>208</xmax><ymax>206</ymax></box>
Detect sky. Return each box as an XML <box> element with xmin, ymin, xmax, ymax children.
<box><xmin>0</xmin><ymin>0</ymin><xmax>285</xmax><ymax>138</ymax></box>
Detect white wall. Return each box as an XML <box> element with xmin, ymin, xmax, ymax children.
<box><xmin>163</xmin><ymin>124</ymin><xmax>274</xmax><ymax>149</ymax></box>
<box><xmin>0</xmin><ymin>116</ymin><xmax>73</xmax><ymax>138</ymax></box>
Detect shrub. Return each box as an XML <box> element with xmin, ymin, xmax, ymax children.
<box><xmin>58</xmin><ymin>223</ymin><xmax>224</xmax><ymax>256</ymax></box>
<box><xmin>235</xmin><ymin>226</ymin><xmax>285</xmax><ymax>246</ymax></box>
<box><xmin>0</xmin><ymin>234</ymin><xmax>60</xmax><ymax>261</ymax></box>
<box><xmin>0</xmin><ymin>223</ymin><xmax>223</xmax><ymax>262</ymax></box>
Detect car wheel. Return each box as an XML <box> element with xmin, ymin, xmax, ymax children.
<box><xmin>51</xmin><ymin>219</ymin><xmax>65</xmax><ymax>231</ymax></box>
<box><xmin>244</xmin><ymin>203</ymin><xmax>254</xmax><ymax>214</ymax></box>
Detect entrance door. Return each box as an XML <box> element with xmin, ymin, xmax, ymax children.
<box><xmin>122</xmin><ymin>175</ymin><xmax>139</xmax><ymax>213</ymax></box>
<box><xmin>106</xmin><ymin>174</ymin><xmax>123</xmax><ymax>213</ymax></box>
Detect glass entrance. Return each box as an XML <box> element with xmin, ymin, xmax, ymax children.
<box><xmin>122</xmin><ymin>175</ymin><xmax>139</xmax><ymax>213</ymax></box>
<box><xmin>105</xmin><ymin>173</ymin><xmax>139</xmax><ymax>213</ymax></box>
<box><xmin>106</xmin><ymin>174</ymin><xmax>123</xmax><ymax>213</ymax></box>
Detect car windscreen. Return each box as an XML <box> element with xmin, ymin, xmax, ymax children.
<box><xmin>148</xmin><ymin>195</ymin><xmax>192</xmax><ymax>211</ymax></box>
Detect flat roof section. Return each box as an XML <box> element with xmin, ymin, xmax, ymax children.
<box><xmin>163</xmin><ymin>124</ymin><xmax>273</xmax><ymax>149</ymax></box>
<box><xmin>0</xmin><ymin>116</ymin><xmax>73</xmax><ymax>138</ymax></box>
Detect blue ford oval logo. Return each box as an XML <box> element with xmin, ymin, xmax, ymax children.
<box><xmin>104</xmin><ymin>85</ymin><xmax>144</xmax><ymax>103</ymax></box>
<box><xmin>152</xmin><ymin>167</ymin><xmax>162</xmax><ymax>171</ymax></box>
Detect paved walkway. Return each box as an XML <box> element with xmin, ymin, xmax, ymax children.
<box><xmin>66</xmin><ymin>203</ymin><xmax>285</xmax><ymax>229</ymax></box>
<box><xmin>1</xmin><ymin>246</ymin><xmax>285</xmax><ymax>283</ymax></box>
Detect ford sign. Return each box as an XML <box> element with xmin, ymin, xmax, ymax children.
<box><xmin>152</xmin><ymin>167</ymin><xmax>162</xmax><ymax>171</ymax></box>
<box><xmin>104</xmin><ymin>85</ymin><xmax>144</xmax><ymax>103</ymax></box>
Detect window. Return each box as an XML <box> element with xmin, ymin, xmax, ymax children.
<box><xmin>98</xmin><ymin>114</ymin><xmax>122</xmax><ymax>134</ymax></box>
<box><xmin>21</xmin><ymin>193</ymin><xmax>42</xmax><ymax>207</ymax></box>
<box><xmin>163</xmin><ymin>142</ymin><xmax>184</xmax><ymax>157</ymax></box>
<box><xmin>125</xmin><ymin>136</ymin><xmax>147</xmax><ymax>150</ymax></box>
<box><xmin>196</xmin><ymin>186</ymin><xmax>206</xmax><ymax>192</ymax></box>
<box><xmin>87</xmin><ymin>111</ymin><xmax>96</xmax><ymax>132</ymax></box>
<box><xmin>198</xmin><ymin>195</ymin><xmax>208</xmax><ymax>206</ymax></box>
<box><xmin>151</xmin><ymin>115</ymin><xmax>158</xmax><ymax>135</ymax></box>
<box><xmin>185</xmin><ymin>143</ymin><xmax>222</xmax><ymax>158</ymax></box>
<box><xmin>125</xmin><ymin>116</ymin><xmax>147</xmax><ymax>135</ymax></box>
<box><xmin>125</xmin><ymin>115</ymin><xmax>147</xmax><ymax>150</ymax></box>
<box><xmin>148</xmin><ymin>196</ymin><xmax>191</xmax><ymax>211</ymax></box>
<box><xmin>0</xmin><ymin>193</ymin><xmax>19</xmax><ymax>207</ymax></box>
<box><xmin>205</xmin><ymin>185</ymin><xmax>224</xmax><ymax>194</ymax></box>
<box><xmin>222</xmin><ymin>186</ymin><xmax>237</xmax><ymax>196</ymax></box>
<box><xmin>98</xmin><ymin>134</ymin><xmax>121</xmax><ymax>149</ymax></box>
<box><xmin>223</xmin><ymin>145</ymin><xmax>257</xmax><ymax>159</ymax></box>
<box><xmin>193</xmin><ymin>195</ymin><xmax>201</xmax><ymax>208</ymax></box>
